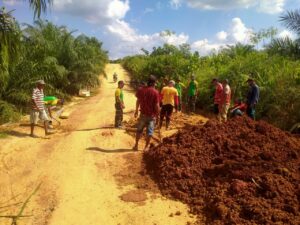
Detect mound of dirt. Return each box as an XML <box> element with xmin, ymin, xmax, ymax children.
<box><xmin>144</xmin><ymin>116</ymin><xmax>300</xmax><ymax>224</ymax></box>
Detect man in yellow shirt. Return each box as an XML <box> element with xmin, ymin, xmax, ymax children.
<box><xmin>115</xmin><ymin>80</ymin><xmax>125</xmax><ymax>128</ymax></box>
<box><xmin>160</xmin><ymin>80</ymin><xmax>178</xmax><ymax>129</ymax></box>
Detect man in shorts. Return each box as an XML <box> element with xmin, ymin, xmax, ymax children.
<box><xmin>160</xmin><ymin>80</ymin><xmax>178</xmax><ymax>129</ymax></box>
<box><xmin>30</xmin><ymin>80</ymin><xmax>51</xmax><ymax>137</ymax></box>
<box><xmin>133</xmin><ymin>75</ymin><xmax>160</xmax><ymax>151</ymax></box>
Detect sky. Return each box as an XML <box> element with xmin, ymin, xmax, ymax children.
<box><xmin>1</xmin><ymin>0</ymin><xmax>300</xmax><ymax>59</ymax></box>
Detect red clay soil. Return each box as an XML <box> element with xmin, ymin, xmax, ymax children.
<box><xmin>143</xmin><ymin>116</ymin><xmax>300</xmax><ymax>224</ymax></box>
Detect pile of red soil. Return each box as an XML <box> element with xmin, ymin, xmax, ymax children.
<box><xmin>144</xmin><ymin>116</ymin><xmax>300</xmax><ymax>224</ymax></box>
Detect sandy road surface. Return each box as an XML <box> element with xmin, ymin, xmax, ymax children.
<box><xmin>0</xmin><ymin>64</ymin><xmax>195</xmax><ymax>225</ymax></box>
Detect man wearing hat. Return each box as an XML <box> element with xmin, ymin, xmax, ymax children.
<box><xmin>246</xmin><ymin>78</ymin><xmax>260</xmax><ymax>119</ymax></box>
<box><xmin>30</xmin><ymin>80</ymin><xmax>51</xmax><ymax>137</ymax></box>
<box><xmin>160</xmin><ymin>80</ymin><xmax>178</xmax><ymax>129</ymax></box>
<box><xmin>115</xmin><ymin>80</ymin><xmax>125</xmax><ymax>128</ymax></box>
<box><xmin>218</xmin><ymin>79</ymin><xmax>231</xmax><ymax>122</ymax></box>
<box><xmin>187</xmin><ymin>74</ymin><xmax>198</xmax><ymax>113</ymax></box>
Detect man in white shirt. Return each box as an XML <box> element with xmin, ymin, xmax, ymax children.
<box><xmin>30</xmin><ymin>80</ymin><xmax>51</xmax><ymax>137</ymax></box>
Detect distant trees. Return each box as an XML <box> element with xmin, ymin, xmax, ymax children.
<box><xmin>267</xmin><ymin>10</ymin><xmax>300</xmax><ymax>58</ymax></box>
<box><xmin>0</xmin><ymin>19</ymin><xmax>108</xmax><ymax>124</ymax></box>
<box><xmin>122</xmin><ymin>42</ymin><xmax>300</xmax><ymax>130</ymax></box>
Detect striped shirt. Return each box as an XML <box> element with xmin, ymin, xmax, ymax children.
<box><xmin>32</xmin><ymin>88</ymin><xmax>44</xmax><ymax>110</ymax></box>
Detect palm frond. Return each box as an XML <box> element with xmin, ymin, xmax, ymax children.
<box><xmin>27</xmin><ymin>0</ymin><xmax>53</xmax><ymax>19</ymax></box>
<box><xmin>280</xmin><ymin>10</ymin><xmax>300</xmax><ymax>35</ymax></box>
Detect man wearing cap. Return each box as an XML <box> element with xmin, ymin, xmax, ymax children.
<box><xmin>115</xmin><ymin>80</ymin><xmax>125</xmax><ymax>128</ymax></box>
<box><xmin>134</xmin><ymin>75</ymin><xmax>160</xmax><ymax>151</ymax></box>
<box><xmin>30</xmin><ymin>80</ymin><xmax>51</xmax><ymax>137</ymax></box>
<box><xmin>175</xmin><ymin>77</ymin><xmax>185</xmax><ymax>112</ymax></box>
<box><xmin>246</xmin><ymin>78</ymin><xmax>260</xmax><ymax>119</ymax></box>
<box><xmin>187</xmin><ymin>74</ymin><xmax>198</xmax><ymax>113</ymax></box>
<box><xmin>218</xmin><ymin>79</ymin><xmax>231</xmax><ymax>122</ymax></box>
<box><xmin>212</xmin><ymin>78</ymin><xmax>223</xmax><ymax>114</ymax></box>
<box><xmin>160</xmin><ymin>80</ymin><xmax>178</xmax><ymax>129</ymax></box>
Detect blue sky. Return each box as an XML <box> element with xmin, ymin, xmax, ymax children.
<box><xmin>1</xmin><ymin>0</ymin><xmax>300</xmax><ymax>59</ymax></box>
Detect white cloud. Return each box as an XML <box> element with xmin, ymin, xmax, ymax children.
<box><xmin>229</xmin><ymin>17</ymin><xmax>253</xmax><ymax>43</ymax></box>
<box><xmin>170</xmin><ymin>0</ymin><xmax>183</xmax><ymax>9</ymax></box>
<box><xmin>105</xmin><ymin>20</ymin><xmax>189</xmax><ymax>59</ymax></box>
<box><xmin>278</xmin><ymin>30</ymin><xmax>296</xmax><ymax>39</ymax></box>
<box><xmin>170</xmin><ymin>0</ymin><xmax>286</xmax><ymax>14</ymax></box>
<box><xmin>3</xmin><ymin>0</ymin><xmax>22</xmax><ymax>6</ymax></box>
<box><xmin>53</xmin><ymin>0</ymin><xmax>130</xmax><ymax>24</ymax></box>
<box><xmin>191</xmin><ymin>39</ymin><xmax>222</xmax><ymax>55</ymax></box>
<box><xmin>143</xmin><ymin>8</ymin><xmax>154</xmax><ymax>14</ymax></box>
<box><xmin>216</xmin><ymin>31</ymin><xmax>227</xmax><ymax>41</ymax></box>
<box><xmin>256</xmin><ymin>0</ymin><xmax>285</xmax><ymax>14</ymax></box>
<box><xmin>191</xmin><ymin>17</ymin><xmax>253</xmax><ymax>55</ymax></box>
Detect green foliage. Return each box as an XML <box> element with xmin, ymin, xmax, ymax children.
<box><xmin>267</xmin><ymin>10</ymin><xmax>300</xmax><ymax>58</ymax></box>
<box><xmin>122</xmin><ymin>44</ymin><xmax>300</xmax><ymax>130</ymax></box>
<box><xmin>0</xmin><ymin>100</ymin><xmax>21</xmax><ymax>124</ymax></box>
<box><xmin>1</xmin><ymin>18</ymin><xmax>108</xmax><ymax>123</ymax></box>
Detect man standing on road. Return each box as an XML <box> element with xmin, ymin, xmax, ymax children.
<box><xmin>218</xmin><ymin>79</ymin><xmax>231</xmax><ymax>122</ymax></box>
<box><xmin>30</xmin><ymin>80</ymin><xmax>51</xmax><ymax>137</ymax></box>
<box><xmin>246</xmin><ymin>78</ymin><xmax>260</xmax><ymax>120</ymax></box>
<box><xmin>212</xmin><ymin>78</ymin><xmax>223</xmax><ymax>115</ymax></box>
<box><xmin>160</xmin><ymin>80</ymin><xmax>178</xmax><ymax>130</ymax></box>
<box><xmin>187</xmin><ymin>74</ymin><xmax>198</xmax><ymax>113</ymax></box>
<box><xmin>133</xmin><ymin>75</ymin><xmax>160</xmax><ymax>151</ymax></box>
<box><xmin>175</xmin><ymin>77</ymin><xmax>185</xmax><ymax>112</ymax></box>
<box><xmin>115</xmin><ymin>80</ymin><xmax>125</xmax><ymax>128</ymax></box>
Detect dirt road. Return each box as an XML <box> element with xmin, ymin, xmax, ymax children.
<box><xmin>0</xmin><ymin>64</ymin><xmax>195</xmax><ymax>225</ymax></box>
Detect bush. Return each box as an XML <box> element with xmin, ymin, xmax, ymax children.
<box><xmin>0</xmin><ymin>100</ymin><xmax>21</xmax><ymax>124</ymax></box>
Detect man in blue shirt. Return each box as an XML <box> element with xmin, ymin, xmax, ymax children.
<box><xmin>246</xmin><ymin>78</ymin><xmax>260</xmax><ymax>119</ymax></box>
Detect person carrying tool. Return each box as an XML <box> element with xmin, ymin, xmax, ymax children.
<box><xmin>133</xmin><ymin>75</ymin><xmax>160</xmax><ymax>151</ymax></box>
<box><xmin>212</xmin><ymin>78</ymin><xmax>223</xmax><ymax>115</ymax></box>
<box><xmin>30</xmin><ymin>80</ymin><xmax>51</xmax><ymax>137</ymax></box>
<box><xmin>218</xmin><ymin>79</ymin><xmax>231</xmax><ymax>122</ymax></box>
<box><xmin>175</xmin><ymin>77</ymin><xmax>185</xmax><ymax>112</ymax></box>
<box><xmin>160</xmin><ymin>80</ymin><xmax>178</xmax><ymax>130</ymax></box>
<box><xmin>115</xmin><ymin>80</ymin><xmax>125</xmax><ymax>128</ymax></box>
<box><xmin>246</xmin><ymin>78</ymin><xmax>260</xmax><ymax>120</ymax></box>
<box><xmin>187</xmin><ymin>74</ymin><xmax>198</xmax><ymax>113</ymax></box>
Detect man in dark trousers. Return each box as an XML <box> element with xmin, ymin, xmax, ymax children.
<box><xmin>187</xmin><ymin>74</ymin><xmax>198</xmax><ymax>113</ymax></box>
<box><xmin>133</xmin><ymin>75</ymin><xmax>160</xmax><ymax>151</ymax></box>
<box><xmin>246</xmin><ymin>78</ymin><xmax>260</xmax><ymax>119</ymax></box>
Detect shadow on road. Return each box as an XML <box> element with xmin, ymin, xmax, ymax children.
<box><xmin>86</xmin><ymin>147</ymin><xmax>135</xmax><ymax>153</ymax></box>
<box><xmin>76</xmin><ymin>126</ymin><xmax>115</xmax><ymax>132</ymax></box>
<box><xmin>3</xmin><ymin>130</ymin><xmax>29</xmax><ymax>138</ymax></box>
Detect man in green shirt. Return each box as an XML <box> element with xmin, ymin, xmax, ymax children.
<box><xmin>175</xmin><ymin>77</ymin><xmax>185</xmax><ymax>112</ymax></box>
<box><xmin>187</xmin><ymin>74</ymin><xmax>198</xmax><ymax>113</ymax></box>
<box><xmin>115</xmin><ymin>80</ymin><xmax>125</xmax><ymax>128</ymax></box>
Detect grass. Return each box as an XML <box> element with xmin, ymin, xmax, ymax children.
<box><xmin>0</xmin><ymin>132</ymin><xmax>8</xmax><ymax>139</ymax></box>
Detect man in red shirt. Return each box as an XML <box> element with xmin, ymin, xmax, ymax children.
<box><xmin>133</xmin><ymin>75</ymin><xmax>160</xmax><ymax>151</ymax></box>
<box><xmin>230</xmin><ymin>99</ymin><xmax>247</xmax><ymax>117</ymax></box>
<box><xmin>212</xmin><ymin>78</ymin><xmax>223</xmax><ymax>114</ymax></box>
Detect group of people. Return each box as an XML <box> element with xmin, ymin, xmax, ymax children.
<box><xmin>114</xmin><ymin>74</ymin><xmax>260</xmax><ymax>151</ymax></box>
<box><xmin>29</xmin><ymin>74</ymin><xmax>259</xmax><ymax>152</ymax></box>
<box><xmin>212</xmin><ymin>77</ymin><xmax>260</xmax><ymax>122</ymax></box>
